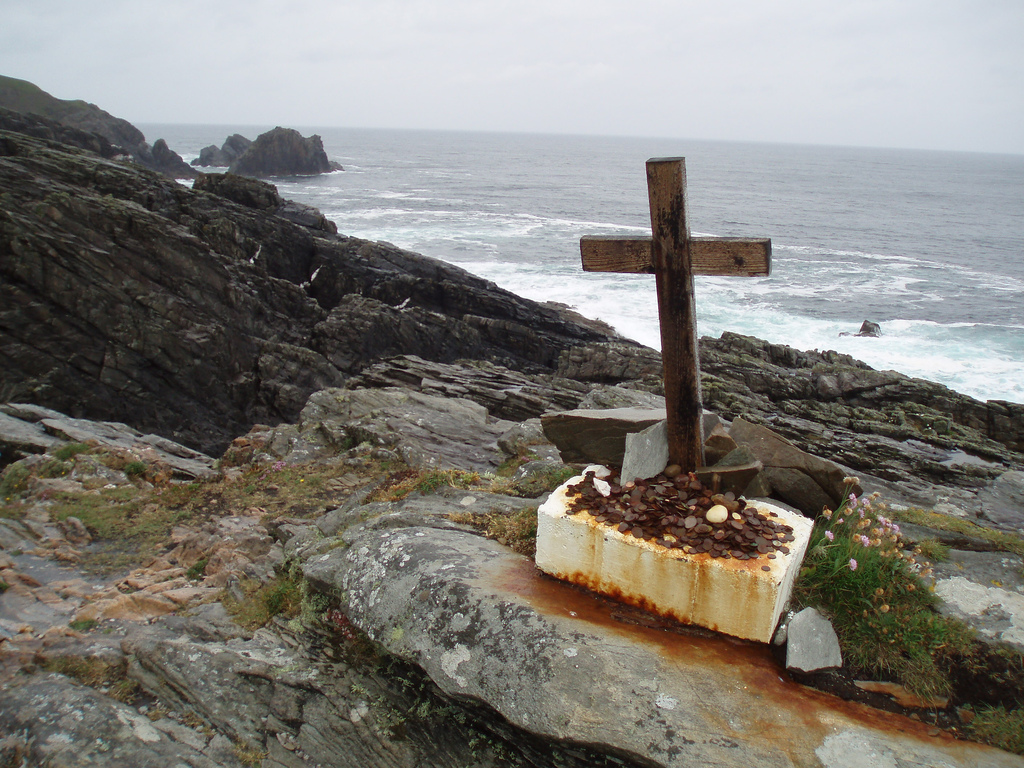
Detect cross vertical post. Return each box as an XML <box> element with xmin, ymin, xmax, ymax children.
<box><xmin>580</xmin><ymin>157</ymin><xmax>771</xmax><ymax>472</ymax></box>
<box><xmin>648</xmin><ymin>158</ymin><xmax>703</xmax><ymax>470</ymax></box>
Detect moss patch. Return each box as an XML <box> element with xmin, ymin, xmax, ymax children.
<box><xmin>890</xmin><ymin>506</ymin><xmax>1024</xmax><ymax>557</ymax></box>
<box><xmin>223</xmin><ymin>573</ymin><xmax>303</xmax><ymax>630</ymax></box>
<box><xmin>448</xmin><ymin>506</ymin><xmax>538</xmax><ymax>558</ymax></box>
<box><xmin>43</xmin><ymin>655</ymin><xmax>139</xmax><ymax>703</ymax></box>
<box><xmin>365</xmin><ymin>468</ymin><xmax>481</xmax><ymax>503</ymax></box>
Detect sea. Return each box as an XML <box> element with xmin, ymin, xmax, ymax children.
<box><xmin>142</xmin><ymin>125</ymin><xmax>1024</xmax><ymax>406</ymax></box>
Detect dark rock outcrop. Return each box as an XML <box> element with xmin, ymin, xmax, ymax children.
<box><xmin>0</xmin><ymin>129</ymin><xmax>629</xmax><ymax>454</ymax></box>
<box><xmin>0</xmin><ymin>75</ymin><xmax>195</xmax><ymax>178</ymax></box>
<box><xmin>192</xmin><ymin>171</ymin><xmax>282</xmax><ymax>211</ymax></box>
<box><xmin>229</xmin><ymin>126</ymin><xmax>342</xmax><ymax>177</ymax></box>
<box><xmin>150</xmin><ymin>138</ymin><xmax>196</xmax><ymax>179</ymax></box>
<box><xmin>191</xmin><ymin>133</ymin><xmax>251</xmax><ymax>167</ymax></box>
<box><xmin>699</xmin><ymin>332</ymin><xmax>1024</xmax><ymax>508</ymax></box>
<box><xmin>0</xmin><ymin>106</ymin><xmax>124</xmax><ymax>160</ymax></box>
<box><xmin>349</xmin><ymin>355</ymin><xmax>589</xmax><ymax>421</ymax></box>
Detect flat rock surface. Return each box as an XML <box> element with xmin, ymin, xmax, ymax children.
<box><xmin>264</xmin><ymin>386</ymin><xmax>513</xmax><ymax>471</ymax></box>
<box><xmin>931</xmin><ymin>549</ymin><xmax>1024</xmax><ymax>651</ymax></box>
<box><xmin>306</xmin><ymin>515</ymin><xmax>1024</xmax><ymax>768</ymax></box>
<box><xmin>978</xmin><ymin>471</ymin><xmax>1024</xmax><ymax>532</ymax></box>
<box><xmin>541</xmin><ymin>407</ymin><xmax>666</xmax><ymax>465</ymax></box>
<box><xmin>0</xmin><ymin>674</ymin><xmax>245</xmax><ymax>767</ymax></box>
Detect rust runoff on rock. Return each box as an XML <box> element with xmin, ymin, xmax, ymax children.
<box><xmin>493</xmin><ymin>555</ymin><xmax>980</xmax><ymax>762</ymax></box>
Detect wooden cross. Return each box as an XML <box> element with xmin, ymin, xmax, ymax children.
<box><xmin>581</xmin><ymin>157</ymin><xmax>771</xmax><ymax>471</ymax></box>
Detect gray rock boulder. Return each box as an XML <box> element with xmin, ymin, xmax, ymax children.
<box><xmin>0</xmin><ymin>408</ymin><xmax>62</xmax><ymax>460</ymax></box>
<box><xmin>0</xmin><ymin>404</ymin><xmax>215</xmax><ymax>480</ymax></box>
<box><xmin>729</xmin><ymin>417</ymin><xmax>858</xmax><ymax>514</ymax></box>
<box><xmin>930</xmin><ymin>548</ymin><xmax>1024</xmax><ymax>651</ymax></box>
<box><xmin>620</xmin><ymin>419</ymin><xmax>669</xmax><ymax>482</ymax></box>
<box><xmin>262</xmin><ymin>386</ymin><xmax>513</xmax><ymax>471</ymax></box>
<box><xmin>348</xmin><ymin>355</ymin><xmax>587</xmax><ymax>421</ymax></box>
<box><xmin>542</xmin><ymin>407</ymin><xmax>732</xmax><ymax>470</ymax></box>
<box><xmin>121</xmin><ymin>609</ymin><xmax>615</xmax><ymax>768</ymax></box>
<box><xmin>541</xmin><ymin>407</ymin><xmax>665</xmax><ymax>465</ymax></box>
<box><xmin>0</xmin><ymin>674</ymin><xmax>244</xmax><ymax>767</ymax></box>
<box><xmin>303</xmin><ymin>517</ymin><xmax>1020</xmax><ymax>768</ymax></box>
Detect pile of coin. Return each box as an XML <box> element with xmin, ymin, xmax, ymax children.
<box><xmin>565</xmin><ymin>469</ymin><xmax>795</xmax><ymax>563</ymax></box>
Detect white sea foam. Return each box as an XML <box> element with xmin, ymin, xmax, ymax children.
<box><xmin>456</xmin><ymin>258</ymin><xmax>1024</xmax><ymax>404</ymax></box>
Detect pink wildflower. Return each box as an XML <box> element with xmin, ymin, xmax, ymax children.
<box><xmin>859</xmin><ymin>535</ymin><xmax>870</xmax><ymax>546</ymax></box>
<box><xmin>825</xmin><ymin>530</ymin><xmax>834</xmax><ymax>542</ymax></box>
<box><xmin>849</xmin><ymin>558</ymin><xmax>858</xmax><ymax>571</ymax></box>
<box><xmin>837</xmin><ymin>518</ymin><xmax>844</xmax><ymax>525</ymax></box>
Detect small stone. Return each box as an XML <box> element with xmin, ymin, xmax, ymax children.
<box><xmin>705</xmin><ymin>505</ymin><xmax>729</xmax><ymax>524</ymax></box>
<box><xmin>786</xmin><ymin>607</ymin><xmax>842</xmax><ymax>673</ymax></box>
<box><xmin>620</xmin><ymin>420</ymin><xmax>670</xmax><ymax>483</ymax></box>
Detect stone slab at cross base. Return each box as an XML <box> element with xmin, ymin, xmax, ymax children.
<box><xmin>541</xmin><ymin>408</ymin><xmax>721</xmax><ymax>467</ymax></box>
<box><xmin>536</xmin><ymin>475</ymin><xmax>813</xmax><ymax>643</ymax></box>
<box><xmin>309</xmin><ymin>504</ymin><xmax>1024</xmax><ymax>768</ymax></box>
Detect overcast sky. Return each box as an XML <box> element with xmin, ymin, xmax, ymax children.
<box><xmin>2</xmin><ymin>0</ymin><xmax>1022</xmax><ymax>154</ymax></box>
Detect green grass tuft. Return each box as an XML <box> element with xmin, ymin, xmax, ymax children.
<box><xmin>0</xmin><ymin>463</ymin><xmax>31</xmax><ymax>500</ymax></box>
<box><xmin>794</xmin><ymin>481</ymin><xmax>975</xmax><ymax>699</ymax></box>
<box><xmin>123</xmin><ymin>461</ymin><xmax>148</xmax><ymax>477</ymax></box>
<box><xmin>52</xmin><ymin>443</ymin><xmax>92</xmax><ymax>462</ymax></box>
<box><xmin>916</xmin><ymin>537</ymin><xmax>952</xmax><ymax>562</ymax></box>
<box><xmin>186</xmin><ymin>557</ymin><xmax>209</xmax><ymax>581</ymax></box>
<box><xmin>223</xmin><ymin>573</ymin><xmax>303</xmax><ymax>630</ymax></box>
<box><xmin>968</xmin><ymin>706</ymin><xmax>1024</xmax><ymax>755</ymax></box>
<box><xmin>43</xmin><ymin>655</ymin><xmax>138</xmax><ymax>703</ymax></box>
<box><xmin>365</xmin><ymin>468</ymin><xmax>481</xmax><ymax>503</ymax></box>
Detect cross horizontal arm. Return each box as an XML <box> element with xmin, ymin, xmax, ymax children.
<box><xmin>581</xmin><ymin>235</ymin><xmax>771</xmax><ymax>277</ymax></box>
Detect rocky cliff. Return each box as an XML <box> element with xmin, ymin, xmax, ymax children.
<box><xmin>1</xmin><ymin>107</ymin><xmax>1022</xmax><ymax>506</ymax></box>
<box><xmin>0</xmin><ymin>75</ymin><xmax>195</xmax><ymax>178</ymax></box>
<box><xmin>0</xmin><ymin>127</ymin><xmax>631</xmax><ymax>455</ymax></box>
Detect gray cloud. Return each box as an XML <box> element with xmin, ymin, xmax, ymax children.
<box><xmin>1</xmin><ymin>0</ymin><xmax>1021</xmax><ymax>153</ymax></box>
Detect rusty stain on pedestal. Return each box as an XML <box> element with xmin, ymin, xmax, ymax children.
<box><xmin>536</xmin><ymin>475</ymin><xmax>813</xmax><ymax>643</ymax></box>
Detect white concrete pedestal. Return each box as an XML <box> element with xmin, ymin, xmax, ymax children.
<box><xmin>536</xmin><ymin>475</ymin><xmax>813</xmax><ymax>643</ymax></box>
